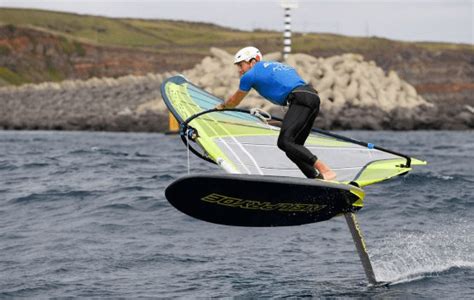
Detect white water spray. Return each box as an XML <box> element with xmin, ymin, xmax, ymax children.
<box><xmin>371</xmin><ymin>220</ymin><xmax>474</xmax><ymax>284</ymax></box>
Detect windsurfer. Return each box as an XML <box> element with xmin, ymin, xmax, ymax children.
<box><xmin>216</xmin><ymin>46</ymin><xmax>336</xmax><ymax>180</ymax></box>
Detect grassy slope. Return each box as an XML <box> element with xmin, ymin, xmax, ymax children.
<box><xmin>1</xmin><ymin>8</ymin><xmax>470</xmax><ymax>52</ymax></box>
<box><xmin>0</xmin><ymin>8</ymin><xmax>275</xmax><ymax>52</ymax></box>
<box><xmin>0</xmin><ymin>7</ymin><xmax>472</xmax><ymax>85</ymax></box>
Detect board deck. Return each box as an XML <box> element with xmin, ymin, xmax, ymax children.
<box><xmin>165</xmin><ymin>174</ymin><xmax>364</xmax><ymax>227</ymax></box>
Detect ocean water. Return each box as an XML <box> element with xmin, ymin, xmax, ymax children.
<box><xmin>0</xmin><ymin>130</ymin><xmax>472</xmax><ymax>298</ymax></box>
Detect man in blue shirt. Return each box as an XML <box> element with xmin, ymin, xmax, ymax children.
<box><xmin>216</xmin><ymin>46</ymin><xmax>336</xmax><ymax>180</ymax></box>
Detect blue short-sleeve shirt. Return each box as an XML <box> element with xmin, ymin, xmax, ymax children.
<box><xmin>239</xmin><ymin>61</ymin><xmax>306</xmax><ymax>105</ymax></box>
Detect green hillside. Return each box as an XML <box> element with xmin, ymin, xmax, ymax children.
<box><xmin>0</xmin><ymin>8</ymin><xmax>472</xmax><ymax>86</ymax></box>
<box><xmin>0</xmin><ymin>8</ymin><xmax>276</xmax><ymax>54</ymax></box>
<box><xmin>1</xmin><ymin>7</ymin><xmax>470</xmax><ymax>53</ymax></box>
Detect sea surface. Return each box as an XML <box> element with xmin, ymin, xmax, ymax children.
<box><xmin>0</xmin><ymin>130</ymin><xmax>472</xmax><ymax>298</ymax></box>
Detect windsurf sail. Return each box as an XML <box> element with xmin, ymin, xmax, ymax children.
<box><xmin>161</xmin><ymin>75</ymin><xmax>426</xmax><ymax>187</ymax></box>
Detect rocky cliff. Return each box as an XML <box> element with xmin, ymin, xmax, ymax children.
<box><xmin>0</xmin><ymin>25</ymin><xmax>201</xmax><ymax>85</ymax></box>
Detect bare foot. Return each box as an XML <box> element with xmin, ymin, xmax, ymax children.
<box><xmin>314</xmin><ymin>159</ymin><xmax>337</xmax><ymax>181</ymax></box>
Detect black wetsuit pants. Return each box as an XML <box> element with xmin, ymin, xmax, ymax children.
<box><xmin>277</xmin><ymin>85</ymin><xmax>320</xmax><ymax>179</ymax></box>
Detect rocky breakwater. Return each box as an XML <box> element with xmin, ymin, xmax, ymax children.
<box><xmin>184</xmin><ymin>48</ymin><xmax>472</xmax><ymax>130</ymax></box>
<box><xmin>0</xmin><ymin>73</ymin><xmax>172</xmax><ymax>131</ymax></box>
<box><xmin>0</xmin><ymin>47</ymin><xmax>472</xmax><ymax>131</ymax></box>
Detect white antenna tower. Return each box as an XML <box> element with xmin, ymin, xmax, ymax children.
<box><xmin>280</xmin><ymin>0</ymin><xmax>298</xmax><ymax>60</ymax></box>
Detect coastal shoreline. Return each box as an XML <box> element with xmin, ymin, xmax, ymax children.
<box><xmin>1</xmin><ymin>49</ymin><xmax>472</xmax><ymax>131</ymax></box>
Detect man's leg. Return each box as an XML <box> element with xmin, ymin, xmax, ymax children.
<box><xmin>280</xmin><ymin>94</ymin><xmax>336</xmax><ymax>180</ymax></box>
<box><xmin>290</xmin><ymin>96</ymin><xmax>336</xmax><ymax>180</ymax></box>
<box><xmin>278</xmin><ymin>103</ymin><xmax>319</xmax><ymax>178</ymax></box>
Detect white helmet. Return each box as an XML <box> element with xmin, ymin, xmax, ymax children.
<box><xmin>234</xmin><ymin>46</ymin><xmax>262</xmax><ymax>64</ymax></box>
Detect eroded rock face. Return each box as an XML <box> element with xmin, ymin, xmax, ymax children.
<box><xmin>0</xmin><ymin>48</ymin><xmax>472</xmax><ymax>131</ymax></box>
<box><xmin>0</xmin><ymin>26</ymin><xmax>201</xmax><ymax>85</ymax></box>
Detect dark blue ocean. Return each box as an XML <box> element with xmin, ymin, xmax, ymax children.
<box><xmin>0</xmin><ymin>130</ymin><xmax>472</xmax><ymax>298</ymax></box>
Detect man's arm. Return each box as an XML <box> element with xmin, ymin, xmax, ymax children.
<box><xmin>216</xmin><ymin>90</ymin><xmax>248</xmax><ymax>110</ymax></box>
